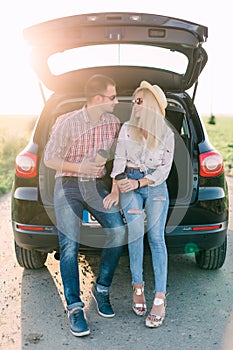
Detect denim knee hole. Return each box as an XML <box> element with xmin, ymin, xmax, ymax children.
<box><xmin>127</xmin><ymin>209</ymin><xmax>143</xmax><ymax>214</ymax></box>
<box><xmin>152</xmin><ymin>196</ymin><xmax>166</xmax><ymax>201</ymax></box>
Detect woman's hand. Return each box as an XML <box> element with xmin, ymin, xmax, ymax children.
<box><xmin>103</xmin><ymin>192</ymin><xmax>119</xmax><ymax>210</ymax></box>
<box><xmin>118</xmin><ymin>179</ymin><xmax>138</xmax><ymax>193</ymax></box>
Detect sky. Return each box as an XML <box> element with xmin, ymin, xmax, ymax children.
<box><xmin>0</xmin><ymin>1</ymin><xmax>232</xmax><ymax>117</ymax></box>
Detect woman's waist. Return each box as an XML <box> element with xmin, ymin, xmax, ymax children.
<box><xmin>125</xmin><ymin>166</ymin><xmax>155</xmax><ymax>176</ymax></box>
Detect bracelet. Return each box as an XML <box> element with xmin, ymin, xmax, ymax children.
<box><xmin>137</xmin><ymin>180</ymin><xmax>141</xmax><ymax>189</ymax></box>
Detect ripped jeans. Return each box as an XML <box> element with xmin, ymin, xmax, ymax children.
<box><xmin>120</xmin><ymin>169</ymin><xmax>169</xmax><ymax>293</ymax></box>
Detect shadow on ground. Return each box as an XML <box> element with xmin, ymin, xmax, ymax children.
<box><xmin>20</xmin><ymin>236</ymin><xmax>233</xmax><ymax>349</ymax></box>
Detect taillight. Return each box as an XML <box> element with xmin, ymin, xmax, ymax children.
<box><xmin>199</xmin><ymin>150</ymin><xmax>223</xmax><ymax>177</ymax></box>
<box><xmin>15</xmin><ymin>151</ymin><xmax>38</xmax><ymax>178</ymax></box>
<box><xmin>17</xmin><ymin>225</ymin><xmax>44</xmax><ymax>231</ymax></box>
<box><xmin>192</xmin><ymin>224</ymin><xmax>222</xmax><ymax>231</ymax></box>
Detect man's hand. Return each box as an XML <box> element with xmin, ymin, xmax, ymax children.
<box><xmin>44</xmin><ymin>156</ymin><xmax>105</xmax><ymax>176</ymax></box>
<box><xmin>79</xmin><ymin>158</ymin><xmax>105</xmax><ymax>176</ymax></box>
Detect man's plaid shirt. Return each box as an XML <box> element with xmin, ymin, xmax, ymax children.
<box><xmin>44</xmin><ymin>106</ymin><xmax>121</xmax><ymax>178</ymax></box>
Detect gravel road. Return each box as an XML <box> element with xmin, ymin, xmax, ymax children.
<box><xmin>0</xmin><ymin>177</ymin><xmax>233</xmax><ymax>350</ymax></box>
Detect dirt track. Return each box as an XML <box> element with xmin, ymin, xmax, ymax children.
<box><xmin>0</xmin><ymin>177</ymin><xmax>233</xmax><ymax>350</ymax></box>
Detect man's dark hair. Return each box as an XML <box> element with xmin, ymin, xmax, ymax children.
<box><xmin>84</xmin><ymin>74</ymin><xmax>116</xmax><ymax>101</ymax></box>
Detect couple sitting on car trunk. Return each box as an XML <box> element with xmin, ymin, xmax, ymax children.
<box><xmin>44</xmin><ymin>74</ymin><xmax>174</xmax><ymax>337</ymax></box>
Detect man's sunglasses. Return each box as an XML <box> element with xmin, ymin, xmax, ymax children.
<box><xmin>132</xmin><ymin>97</ymin><xmax>143</xmax><ymax>105</ymax></box>
<box><xmin>99</xmin><ymin>94</ymin><xmax>117</xmax><ymax>101</ymax></box>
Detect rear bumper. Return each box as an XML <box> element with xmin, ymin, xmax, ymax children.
<box><xmin>12</xmin><ymin>182</ymin><xmax>229</xmax><ymax>253</ymax></box>
<box><xmin>12</xmin><ymin>220</ymin><xmax>228</xmax><ymax>254</ymax></box>
<box><xmin>165</xmin><ymin>225</ymin><xmax>228</xmax><ymax>253</ymax></box>
<box><xmin>12</xmin><ymin>222</ymin><xmax>59</xmax><ymax>252</ymax></box>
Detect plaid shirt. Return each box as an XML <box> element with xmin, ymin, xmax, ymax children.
<box><xmin>44</xmin><ymin>106</ymin><xmax>121</xmax><ymax>178</ymax></box>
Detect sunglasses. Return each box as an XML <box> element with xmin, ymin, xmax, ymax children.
<box><xmin>99</xmin><ymin>94</ymin><xmax>117</xmax><ymax>101</ymax></box>
<box><xmin>132</xmin><ymin>97</ymin><xmax>143</xmax><ymax>105</ymax></box>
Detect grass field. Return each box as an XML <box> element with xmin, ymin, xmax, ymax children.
<box><xmin>0</xmin><ymin>114</ymin><xmax>232</xmax><ymax>195</ymax></box>
<box><xmin>0</xmin><ymin>115</ymin><xmax>37</xmax><ymax>195</ymax></box>
<box><xmin>202</xmin><ymin>116</ymin><xmax>233</xmax><ymax>176</ymax></box>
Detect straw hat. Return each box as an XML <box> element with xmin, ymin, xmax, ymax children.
<box><xmin>139</xmin><ymin>81</ymin><xmax>167</xmax><ymax>116</ymax></box>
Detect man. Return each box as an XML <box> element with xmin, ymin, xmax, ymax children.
<box><xmin>44</xmin><ymin>74</ymin><xmax>126</xmax><ymax>337</ymax></box>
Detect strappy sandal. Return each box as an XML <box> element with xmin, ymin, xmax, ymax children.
<box><xmin>132</xmin><ymin>282</ymin><xmax>147</xmax><ymax>316</ymax></box>
<box><xmin>145</xmin><ymin>297</ymin><xmax>166</xmax><ymax>328</ymax></box>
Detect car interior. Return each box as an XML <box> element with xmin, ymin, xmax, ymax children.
<box><xmin>38</xmin><ymin>94</ymin><xmax>193</xmax><ymax>221</ymax></box>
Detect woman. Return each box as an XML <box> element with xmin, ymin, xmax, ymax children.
<box><xmin>103</xmin><ymin>81</ymin><xmax>174</xmax><ymax>328</ymax></box>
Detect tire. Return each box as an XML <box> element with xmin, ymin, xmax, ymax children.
<box><xmin>14</xmin><ymin>241</ymin><xmax>48</xmax><ymax>269</ymax></box>
<box><xmin>195</xmin><ymin>237</ymin><xmax>227</xmax><ymax>270</ymax></box>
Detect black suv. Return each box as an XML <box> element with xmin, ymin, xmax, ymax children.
<box><xmin>12</xmin><ymin>12</ymin><xmax>229</xmax><ymax>270</ymax></box>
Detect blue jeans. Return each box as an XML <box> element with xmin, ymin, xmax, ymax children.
<box><xmin>120</xmin><ymin>169</ymin><xmax>169</xmax><ymax>293</ymax></box>
<box><xmin>54</xmin><ymin>177</ymin><xmax>126</xmax><ymax>310</ymax></box>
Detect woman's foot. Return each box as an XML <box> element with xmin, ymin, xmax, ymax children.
<box><xmin>132</xmin><ymin>282</ymin><xmax>147</xmax><ymax>316</ymax></box>
<box><xmin>145</xmin><ymin>293</ymin><xmax>166</xmax><ymax>328</ymax></box>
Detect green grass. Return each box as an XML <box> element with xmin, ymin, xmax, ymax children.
<box><xmin>202</xmin><ymin>116</ymin><xmax>233</xmax><ymax>176</ymax></box>
<box><xmin>0</xmin><ymin>115</ymin><xmax>37</xmax><ymax>195</ymax></box>
<box><xmin>0</xmin><ymin>114</ymin><xmax>232</xmax><ymax>196</ymax></box>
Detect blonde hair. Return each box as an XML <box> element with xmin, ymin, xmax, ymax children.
<box><xmin>128</xmin><ymin>88</ymin><xmax>166</xmax><ymax>150</ymax></box>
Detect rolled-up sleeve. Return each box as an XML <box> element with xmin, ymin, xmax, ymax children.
<box><xmin>110</xmin><ymin>124</ymin><xmax>128</xmax><ymax>178</ymax></box>
<box><xmin>146</xmin><ymin>129</ymin><xmax>175</xmax><ymax>186</ymax></box>
<box><xmin>44</xmin><ymin>116</ymin><xmax>71</xmax><ymax>162</ymax></box>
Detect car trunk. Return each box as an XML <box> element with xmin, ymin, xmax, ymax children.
<box><xmin>37</xmin><ymin>93</ymin><xmax>196</xmax><ymax>220</ymax></box>
<box><xmin>23</xmin><ymin>12</ymin><xmax>207</xmax><ymax>212</ymax></box>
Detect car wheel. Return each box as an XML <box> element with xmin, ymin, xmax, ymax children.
<box><xmin>14</xmin><ymin>241</ymin><xmax>48</xmax><ymax>269</ymax></box>
<box><xmin>195</xmin><ymin>237</ymin><xmax>227</xmax><ymax>270</ymax></box>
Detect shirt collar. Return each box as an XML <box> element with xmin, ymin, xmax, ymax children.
<box><xmin>82</xmin><ymin>105</ymin><xmax>91</xmax><ymax>123</ymax></box>
<box><xmin>82</xmin><ymin>105</ymin><xmax>108</xmax><ymax>124</ymax></box>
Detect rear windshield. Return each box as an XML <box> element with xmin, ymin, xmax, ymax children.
<box><xmin>48</xmin><ymin>44</ymin><xmax>188</xmax><ymax>75</ymax></box>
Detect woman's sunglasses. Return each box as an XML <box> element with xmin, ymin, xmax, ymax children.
<box><xmin>132</xmin><ymin>97</ymin><xmax>143</xmax><ymax>105</ymax></box>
